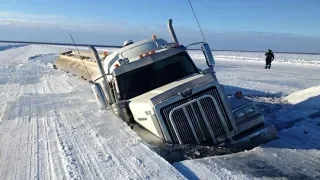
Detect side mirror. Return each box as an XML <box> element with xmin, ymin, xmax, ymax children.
<box><xmin>201</xmin><ymin>43</ymin><xmax>215</xmax><ymax>67</ymax></box>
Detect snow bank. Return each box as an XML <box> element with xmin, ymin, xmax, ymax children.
<box><xmin>284</xmin><ymin>86</ymin><xmax>320</xmax><ymax>109</ymax></box>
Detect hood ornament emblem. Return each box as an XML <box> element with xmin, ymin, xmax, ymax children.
<box><xmin>179</xmin><ymin>88</ymin><xmax>192</xmax><ymax>98</ymax></box>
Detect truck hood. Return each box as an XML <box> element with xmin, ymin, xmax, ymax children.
<box><xmin>128</xmin><ymin>73</ymin><xmax>215</xmax><ymax>106</ymax></box>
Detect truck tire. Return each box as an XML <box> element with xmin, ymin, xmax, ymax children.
<box><xmin>111</xmin><ymin>100</ymin><xmax>134</xmax><ymax>123</ymax></box>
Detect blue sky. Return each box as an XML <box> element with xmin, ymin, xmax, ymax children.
<box><xmin>1</xmin><ymin>0</ymin><xmax>320</xmax><ymax>53</ymax></box>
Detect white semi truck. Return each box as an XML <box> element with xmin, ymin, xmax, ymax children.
<box><xmin>57</xmin><ymin>19</ymin><xmax>278</xmax><ymax>147</ymax></box>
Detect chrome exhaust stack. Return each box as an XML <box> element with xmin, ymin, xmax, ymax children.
<box><xmin>201</xmin><ymin>43</ymin><xmax>217</xmax><ymax>80</ymax></box>
<box><xmin>167</xmin><ymin>19</ymin><xmax>179</xmax><ymax>45</ymax></box>
<box><xmin>89</xmin><ymin>46</ymin><xmax>115</xmax><ymax>105</ymax></box>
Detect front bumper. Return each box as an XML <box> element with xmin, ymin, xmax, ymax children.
<box><xmin>225</xmin><ymin>124</ymin><xmax>278</xmax><ymax>148</ymax></box>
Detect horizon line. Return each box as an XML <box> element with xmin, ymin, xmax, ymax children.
<box><xmin>1</xmin><ymin>40</ymin><xmax>320</xmax><ymax>55</ymax></box>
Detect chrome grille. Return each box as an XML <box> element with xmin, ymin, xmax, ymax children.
<box><xmin>161</xmin><ymin>87</ymin><xmax>233</xmax><ymax>144</ymax></box>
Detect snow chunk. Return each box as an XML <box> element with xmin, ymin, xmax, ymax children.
<box><xmin>46</xmin><ymin>63</ymin><xmax>54</xmax><ymax>68</ymax></box>
<box><xmin>284</xmin><ymin>86</ymin><xmax>320</xmax><ymax>109</ymax></box>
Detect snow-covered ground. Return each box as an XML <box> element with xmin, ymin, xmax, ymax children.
<box><xmin>0</xmin><ymin>45</ymin><xmax>185</xmax><ymax>180</ymax></box>
<box><xmin>188</xmin><ymin>50</ymin><xmax>320</xmax><ymax>96</ymax></box>
<box><xmin>0</xmin><ymin>43</ymin><xmax>319</xmax><ymax>179</ymax></box>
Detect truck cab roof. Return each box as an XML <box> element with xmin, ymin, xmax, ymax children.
<box><xmin>103</xmin><ymin>37</ymin><xmax>170</xmax><ymax>73</ymax></box>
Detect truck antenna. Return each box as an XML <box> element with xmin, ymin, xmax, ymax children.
<box><xmin>187</xmin><ymin>0</ymin><xmax>207</xmax><ymax>43</ymax></box>
<box><xmin>69</xmin><ymin>34</ymin><xmax>93</xmax><ymax>82</ymax></box>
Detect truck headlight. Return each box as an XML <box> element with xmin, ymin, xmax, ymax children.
<box><xmin>234</xmin><ymin>105</ymin><xmax>256</xmax><ymax>120</ymax></box>
<box><xmin>246</xmin><ymin>106</ymin><xmax>255</xmax><ymax>114</ymax></box>
<box><xmin>235</xmin><ymin>110</ymin><xmax>246</xmax><ymax>119</ymax></box>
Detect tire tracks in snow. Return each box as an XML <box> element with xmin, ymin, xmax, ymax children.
<box><xmin>0</xmin><ymin>47</ymin><xmax>186</xmax><ymax>180</ymax></box>
<box><xmin>48</xmin><ymin>92</ymin><xmax>131</xmax><ymax>179</ymax></box>
<box><xmin>43</xmin><ymin>72</ymin><xmax>105</xmax><ymax>180</ymax></box>
<box><xmin>41</xmin><ymin>69</ymin><xmax>164</xmax><ymax>179</ymax></box>
<box><xmin>39</xmin><ymin>63</ymin><xmax>152</xmax><ymax>179</ymax></box>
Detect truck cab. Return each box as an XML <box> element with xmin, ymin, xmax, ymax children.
<box><xmin>90</xmin><ymin>19</ymin><xmax>277</xmax><ymax>147</ymax></box>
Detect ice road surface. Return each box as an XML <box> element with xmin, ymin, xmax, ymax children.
<box><xmin>0</xmin><ymin>44</ymin><xmax>319</xmax><ymax>180</ymax></box>
<box><xmin>0</xmin><ymin>45</ymin><xmax>185</xmax><ymax>180</ymax></box>
<box><xmin>188</xmin><ymin>50</ymin><xmax>320</xmax><ymax>96</ymax></box>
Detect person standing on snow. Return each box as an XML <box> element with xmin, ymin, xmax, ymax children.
<box><xmin>265</xmin><ymin>49</ymin><xmax>274</xmax><ymax>69</ymax></box>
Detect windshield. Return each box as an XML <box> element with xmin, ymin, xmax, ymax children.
<box><xmin>116</xmin><ymin>52</ymin><xmax>199</xmax><ymax>100</ymax></box>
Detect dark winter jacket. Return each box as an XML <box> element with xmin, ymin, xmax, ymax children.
<box><xmin>265</xmin><ymin>51</ymin><xmax>274</xmax><ymax>61</ymax></box>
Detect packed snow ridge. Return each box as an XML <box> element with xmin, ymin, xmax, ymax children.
<box><xmin>284</xmin><ymin>85</ymin><xmax>320</xmax><ymax>109</ymax></box>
